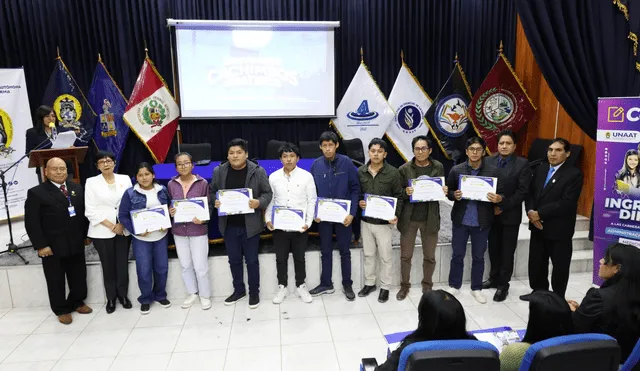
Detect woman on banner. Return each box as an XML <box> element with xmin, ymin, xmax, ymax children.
<box><xmin>119</xmin><ymin>162</ymin><xmax>172</xmax><ymax>315</ymax></box>
<box><xmin>615</xmin><ymin>149</ymin><xmax>640</xmax><ymax>193</ymax></box>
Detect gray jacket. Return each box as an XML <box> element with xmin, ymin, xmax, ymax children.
<box><xmin>210</xmin><ymin>160</ymin><xmax>273</xmax><ymax>238</ymax></box>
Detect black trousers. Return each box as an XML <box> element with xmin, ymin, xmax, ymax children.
<box><xmin>273</xmin><ymin>230</ymin><xmax>308</xmax><ymax>287</ymax></box>
<box><xmin>528</xmin><ymin>229</ymin><xmax>573</xmax><ymax>297</ymax></box>
<box><xmin>488</xmin><ymin>223</ymin><xmax>520</xmax><ymax>290</ymax></box>
<box><xmin>41</xmin><ymin>252</ymin><xmax>87</xmax><ymax>315</ymax></box>
<box><xmin>94</xmin><ymin>235</ymin><xmax>130</xmax><ymax>301</ymax></box>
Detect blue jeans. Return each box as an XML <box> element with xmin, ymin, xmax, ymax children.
<box><xmin>318</xmin><ymin>222</ymin><xmax>353</xmax><ymax>287</ymax></box>
<box><xmin>449</xmin><ymin>224</ymin><xmax>490</xmax><ymax>291</ymax></box>
<box><xmin>132</xmin><ymin>235</ymin><xmax>169</xmax><ymax>305</ymax></box>
<box><xmin>225</xmin><ymin>225</ymin><xmax>260</xmax><ymax>296</ymax></box>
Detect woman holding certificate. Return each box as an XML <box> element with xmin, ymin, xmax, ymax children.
<box><xmin>167</xmin><ymin>152</ymin><xmax>212</xmax><ymax>311</ymax></box>
<box><xmin>84</xmin><ymin>151</ymin><xmax>132</xmax><ymax>314</ymax></box>
<box><xmin>119</xmin><ymin>163</ymin><xmax>172</xmax><ymax>315</ymax></box>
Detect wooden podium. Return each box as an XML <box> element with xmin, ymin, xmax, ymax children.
<box><xmin>28</xmin><ymin>147</ymin><xmax>88</xmax><ymax>184</ymax></box>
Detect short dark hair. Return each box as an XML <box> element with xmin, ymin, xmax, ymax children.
<box><xmin>174</xmin><ymin>152</ymin><xmax>193</xmax><ymax>163</ymax></box>
<box><xmin>497</xmin><ymin>129</ymin><xmax>517</xmax><ymax>143</ymax></box>
<box><xmin>278</xmin><ymin>142</ymin><xmax>301</xmax><ymax>158</ymax></box>
<box><xmin>227</xmin><ymin>138</ymin><xmax>248</xmax><ymax>152</ymax></box>
<box><xmin>411</xmin><ymin>135</ymin><xmax>432</xmax><ymax>149</ymax></box>
<box><xmin>368</xmin><ymin>138</ymin><xmax>387</xmax><ymax>151</ymax></box>
<box><xmin>318</xmin><ymin>131</ymin><xmax>339</xmax><ymax>145</ymax></box>
<box><xmin>522</xmin><ymin>291</ymin><xmax>573</xmax><ymax>344</ymax></box>
<box><xmin>95</xmin><ymin>150</ymin><xmax>116</xmax><ymax>163</ymax></box>
<box><xmin>466</xmin><ymin>136</ymin><xmax>486</xmax><ymax>149</ymax></box>
<box><xmin>135</xmin><ymin>162</ymin><xmax>156</xmax><ymax>184</ymax></box>
<box><xmin>551</xmin><ymin>137</ymin><xmax>571</xmax><ymax>152</ymax></box>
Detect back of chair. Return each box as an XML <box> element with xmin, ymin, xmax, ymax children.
<box><xmin>399</xmin><ymin>340</ymin><xmax>499</xmax><ymax>371</ymax></box>
<box><xmin>519</xmin><ymin>334</ymin><xmax>620</xmax><ymax>371</ymax></box>
<box><xmin>620</xmin><ymin>337</ymin><xmax>640</xmax><ymax>371</ymax></box>
<box><xmin>299</xmin><ymin>140</ymin><xmax>323</xmax><ymax>159</ymax></box>
<box><xmin>342</xmin><ymin>138</ymin><xmax>365</xmax><ymax>166</ymax></box>
<box><xmin>526</xmin><ymin>138</ymin><xmax>583</xmax><ymax>169</ymax></box>
<box><xmin>180</xmin><ymin>143</ymin><xmax>212</xmax><ymax>165</ymax></box>
<box><xmin>265</xmin><ymin>140</ymin><xmax>286</xmax><ymax>160</ymax></box>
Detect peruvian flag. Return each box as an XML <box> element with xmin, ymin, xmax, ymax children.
<box><xmin>123</xmin><ymin>58</ymin><xmax>179</xmax><ymax>163</ymax></box>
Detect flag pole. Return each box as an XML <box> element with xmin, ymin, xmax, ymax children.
<box><xmin>98</xmin><ymin>53</ymin><xmax>102</xmax><ymax>63</ymax></box>
<box><xmin>400</xmin><ymin>49</ymin><xmax>405</xmax><ymax>64</ymax></box>
<box><xmin>360</xmin><ymin>46</ymin><xmax>364</xmax><ymax>63</ymax></box>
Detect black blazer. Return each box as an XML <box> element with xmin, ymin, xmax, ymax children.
<box><xmin>24</xmin><ymin>181</ymin><xmax>88</xmax><ymax>257</ymax></box>
<box><xmin>484</xmin><ymin>154</ymin><xmax>532</xmax><ymax>226</ymax></box>
<box><xmin>525</xmin><ymin>161</ymin><xmax>583</xmax><ymax>240</ymax></box>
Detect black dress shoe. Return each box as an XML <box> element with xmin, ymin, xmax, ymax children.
<box><xmin>357</xmin><ymin>285</ymin><xmax>377</xmax><ymax>297</ymax></box>
<box><xmin>520</xmin><ymin>292</ymin><xmax>534</xmax><ymax>301</ymax></box>
<box><xmin>106</xmin><ymin>300</ymin><xmax>116</xmax><ymax>314</ymax></box>
<box><xmin>482</xmin><ymin>280</ymin><xmax>498</xmax><ymax>290</ymax></box>
<box><xmin>118</xmin><ymin>296</ymin><xmax>133</xmax><ymax>309</ymax></box>
<box><xmin>378</xmin><ymin>289</ymin><xmax>389</xmax><ymax>303</ymax></box>
<box><xmin>493</xmin><ymin>289</ymin><xmax>508</xmax><ymax>302</ymax></box>
<box><xmin>344</xmin><ymin>285</ymin><xmax>356</xmax><ymax>301</ymax></box>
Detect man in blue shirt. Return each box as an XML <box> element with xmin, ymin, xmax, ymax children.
<box><xmin>309</xmin><ymin>131</ymin><xmax>360</xmax><ymax>301</ymax></box>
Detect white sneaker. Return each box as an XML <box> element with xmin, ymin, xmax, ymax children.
<box><xmin>272</xmin><ymin>285</ymin><xmax>288</xmax><ymax>304</ymax></box>
<box><xmin>181</xmin><ymin>294</ymin><xmax>199</xmax><ymax>309</ymax></box>
<box><xmin>200</xmin><ymin>296</ymin><xmax>212</xmax><ymax>310</ymax></box>
<box><xmin>471</xmin><ymin>290</ymin><xmax>487</xmax><ymax>304</ymax></box>
<box><xmin>296</xmin><ymin>284</ymin><xmax>313</xmax><ymax>303</ymax></box>
<box><xmin>444</xmin><ymin>286</ymin><xmax>460</xmax><ymax>296</ymax></box>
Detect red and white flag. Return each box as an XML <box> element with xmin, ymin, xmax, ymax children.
<box><xmin>124</xmin><ymin>57</ymin><xmax>179</xmax><ymax>163</ymax></box>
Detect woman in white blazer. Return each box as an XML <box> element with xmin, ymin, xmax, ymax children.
<box><xmin>85</xmin><ymin>150</ymin><xmax>132</xmax><ymax>314</ymax></box>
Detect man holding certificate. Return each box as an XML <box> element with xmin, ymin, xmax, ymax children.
<box><xmin>265</xmin><ymin>143</ymin><xmax>317</xmax><ymax>305</ymax></box>
<box><xmin>356</xmin><ymin>138</ymin><xmax>403</xmax><ymax>303</ymax></box>
<box><xmin>309</xmin><ymin>131</ymin><xmax>360</xmax><ymax>301</ymax></box>
<box><xmin>445</xmin><ymin>137</ymin><xmax>504</xmax><ymax>304</ymax></box>
<box><xmin>211</xmin><ymin>138</ymin><xmax>273</xmax><ymax>309</ymax></box>
<box><xmin>397</xmin><ymin>136</ymin><xmax>447</xmax><ymax>301</ymax></box>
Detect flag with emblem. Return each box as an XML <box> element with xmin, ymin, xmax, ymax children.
<box><xmin>88</xmin><ymin>56</ymin><xmax>130</xmax><ymax>171</ymax></box>
<box><xmin>123</xmin><ymin>57</ymin><xmax>180</xmax><ymax>163</ymax></box>
<box><xmin>330</xmin><ymin>54</ymin><xmax>394</xmax><ymax>162</ymax></box>
<box><xmin>425</xmin><ymin>60</ymin><xmax>483</xmax><ymax>163</ymax></box>
<box><xmin>42</xmin><ymin>57</ymin><xmax>96</xmax><ymax>145</ymax></box>
<box><xmin>469</xmin><ymin>51</ymin><xmax>536</xmax><ymax>153</ymax></box>
<box><xmin>386</xmin><ymin>54</ymin><xmax>432</xmax><ymax>161</ymax></box>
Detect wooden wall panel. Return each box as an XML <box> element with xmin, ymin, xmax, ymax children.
<box><xmin>514</xmin><ymin>17</ymin><xmax>595</xmax><ymax>217</ymax></box>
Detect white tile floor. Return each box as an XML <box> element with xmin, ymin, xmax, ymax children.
<box><xmin>0</xmin><ymin>273</ymin><xmax>596</xmax><ymax>371</ymax></box>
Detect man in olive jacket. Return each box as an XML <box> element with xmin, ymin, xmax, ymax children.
<box><xmin>397</xmin><ymin>136</ymin><xmax>447</xmax><ymax>301</ymax></box>
<box><xmin>356</xmin><ymin>138</ymin><xmax>403</xmax><ymax>303</ymax></box>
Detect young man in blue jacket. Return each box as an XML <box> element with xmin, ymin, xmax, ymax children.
<box><xmin>309</xmin><ymin>131</ymin><xmax>360</xmax><ymax>301</ymax></box>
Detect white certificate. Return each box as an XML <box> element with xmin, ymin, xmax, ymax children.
<box><xmin>272</xmin><ymin>206</ymin><xmax>305</xmax><ymax>232</ymax></box>
<box><xmin>459</xmin><ymin>175</ymin><xmax>498</xmax><ymax>202</ymax></box>
<box><xmin>363</xmin><ymin>194</ymin><xmax>397</xmax><ymax>220</ymax></box>
<box><xmin>217</xmin><ymin>188</ymin><xmax>253</xmax><ymax>216</ymax></box>
<box><xmin>172</xmin><ymin>197</ymin><xmax>210</xmax><ymax>223</ymax></box>
<box><xmin>314</xmin><ymin>198</ymin><xmax>351</xmax><ymax>224</ymax></box>
<box><xmin>130</xmin><ymin>204</ymin><xmax>172</xmax><ymax>234</ymax></box>
<box><xmin>410</xmin><ymin>176</ymin><xmax>446</xmax><ymax>202</ymax></box>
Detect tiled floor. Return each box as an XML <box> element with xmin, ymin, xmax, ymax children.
<box><xmin>0</xmin><ymin>273</ymin><xmax>596</xmax><ymax>371</ymax></box>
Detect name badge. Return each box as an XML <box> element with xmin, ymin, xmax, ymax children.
<box><xmin>68</xmin><ymin>206</ymin><xmax>76</xmax><ymax>217</ymax></box>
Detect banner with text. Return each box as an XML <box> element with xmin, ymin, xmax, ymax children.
<box><xmin>594</xmin><ymin>97</ymin><xmax>640</xmax><ymax>285</ymax></box>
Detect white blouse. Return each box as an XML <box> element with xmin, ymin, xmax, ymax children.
<box><xmin>85</xmin><ymin>173</ymin><xmax>132</xmax><ymax>239</ymax></box>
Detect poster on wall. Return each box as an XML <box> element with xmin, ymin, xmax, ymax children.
<box><xmin>0</xmin><ymin>69</ymin><xmax>38</xmax><ymax>230</ymax></box>
<box><xmin>594</xmin><ymin>97</ymin><xmax>640</xmax><ymax>285</ymax></box>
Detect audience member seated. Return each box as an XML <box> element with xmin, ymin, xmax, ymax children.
<box><xmin>500</xmin><ymin>291</ymin><xmax>574</xmax><ymax>371</ymax></box>
<box><xmin>375</xmin><ymin>289</ymin><xmax>476</xmax><ymax>371</ymax></box>
<box><xmin>569</xmin><ymin>243</ymin><xmax>640</xmax><ymax>364</ymax></box>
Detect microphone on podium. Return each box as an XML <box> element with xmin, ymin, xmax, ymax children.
<box><xmin>48</xmin><ymin>122</ymin><xmax>57</xmax><ymax>141</ymax></box>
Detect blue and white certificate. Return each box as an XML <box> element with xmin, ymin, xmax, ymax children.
<box><xmin>314</xmin><ymin>198</ymin><xmax>351</xmax><ymax>224</ymax></box>
<box><xmin>410</xmin><ymin>176</ymin><xmax>446</xmax><ymax>202</ymax></box>
<box><xmin>459</xmin><ymin>175</ymin><xmax>498</xmax><ymax>202</ymax></box>
<box><xmin>363</xmin><ymin>194</ymin><xmax>398</xmax><ymax>220</ymax></box>
<box><xmin>217</xmin><ymin>188</ymin><xmax>253</xmax><ymax>216</ymax></box>
<box><xmin>171</xmin><ymin>197</ymin><xmax>210</xmax><ymax>223</ymax></box>
<box><xmin>130</xmin><ymin>204</ymin><xmax>172</xmax><ymax>234</ymax></box>
<box><xmin>272</xmin><ymin>206</ymin><xmax>305</xmax><ymax>232</ymax></box>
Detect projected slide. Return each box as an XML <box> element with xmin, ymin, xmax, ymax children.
<box><xmin>175</xmin><ymin>27</ymin><xmax>336</xmax><ymax>118</ymax></box>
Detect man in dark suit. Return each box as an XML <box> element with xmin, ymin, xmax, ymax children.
<box><xmin>24</xmin><ymin>157</ymin><xmax>92</xmax><ymax>324</ymax></box>
<box><xmin>482</xmin><ymin>130</ymin><xmax>531</xmax><ymax>302</ymax></box>
<box><xmin>520</xmin><ymin>138</ymin><xmax>583</xmax><ymax>300</ymax></box>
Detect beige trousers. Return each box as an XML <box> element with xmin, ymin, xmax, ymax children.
<box><xmin>361</xmin><ymin>221</ymin><xmax>393</xmax><ymax>290</ymax></box>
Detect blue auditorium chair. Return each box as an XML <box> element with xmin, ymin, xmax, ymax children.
<box><xmin>620</xmin><ymin>337</ymin><xmax>640</xmax><ymax>371</ymax></box>
<box><xmin>518</xmin><ymin>333</ymin><xmax>620</xmax><ymax>371</ymax></box>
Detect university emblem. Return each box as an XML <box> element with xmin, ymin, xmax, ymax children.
<box><xmin>54</xmin><ymin>94</ymin><xmax>83</xmax><ymax>130</ymax></box>
<box><xmin>434</xmin><ymin>95</ymin><xmax>470</xmax><ymax>137</ymax></box>
<box><xmin>0</xmin><ymin>108</ymin><xmax>15</xmax><ymax>156</ymax></box>
<box><xmin>347</xmin><ymin>100</ymin><xmax>379</xmax><ymax>121</ymax></box>
<box><xmin>394</xmin><ymin>102</ymin><xmax>424</xmax><ymax>134</ymax></box>
<box><xmin>100</xmin><ymin>99</ymin><xmax>117</xmax><ymax>138</ymax></box>
<box><xmin>475</xmin><ymin>88</ymin><xmax>516</xmax><ymax>131</ymax></box>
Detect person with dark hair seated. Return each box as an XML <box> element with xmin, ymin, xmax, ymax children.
<box><xmin>500</xmin><ymin>290</ymin><xmax>574</xmax><ymax>371</ymax></box>
<box><xmin>375</xmin><ymin>290</ymin><xmax>476</xmax><ymax>371</ymax></box>
<box><xmin>568</xmin><ymin>243</ymin><xmax>640</xmax><ymax>363</ymax></box>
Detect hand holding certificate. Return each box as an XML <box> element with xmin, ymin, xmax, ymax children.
<box><xmin>315</xmin><ymin>198</ymin><xmax>351</xmax><ymax>224</ymax></box>
<box><xmin>272</xmin><ymin>206</ymin><xmax>305</xmax><ymax>232</ymax></box>
<box><xmin>171</xmin><ymin>197</ymin><xmax>210</xmax><ymax>223</ymax></box>
<box><xmin>130</xmin><ymin>204</ymin><xmax>172</xmax><ymax>235</ymax></box>
<box><xmin>363</xmin><ymin>194</ymin><xmax>397</xmax><ymax>221</ymax></box>
<box><xmin>217</xmin><ymin>188</ymin><xmax>254</xmax><ymax>215</ymax></box>
<box><xmin>409</xmin><ymin>177</ymin><xmax>446</xmax><ymax>202</ymax></box>
<box><xmin>458</xmin><ymin>175</ymin><xmax>498</xmax><ymax>202</ymax></box>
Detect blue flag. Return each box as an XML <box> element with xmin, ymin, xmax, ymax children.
<box><xmin>42</xmin><ymin>58</ymin><xmax>96</xmax><ymax>145</ymax></box>
<box><xmin>88</xmin><ymin>60</ymin><xmax>130</xmax><ymax>170</ymax></box>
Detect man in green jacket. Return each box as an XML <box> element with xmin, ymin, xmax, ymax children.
<box><xmin>397</xmin><ymin>136</ymin><xmax>447</xmax><ymax>301</ymax></box>
<box><xmin>357</xmin><ymin>138</ymin><xmax>403</xmax><ymax>303</ymax></box>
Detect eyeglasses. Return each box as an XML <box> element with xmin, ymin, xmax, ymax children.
<box><xmin>467</xmin><ymin>147</ymin><xmax>484</xmax><ymax>153</ymax></box>
<box><xmin>97</xmin><ymin>159</ymin><xmax>114</xmax><ymax>165</ymax></box>
<box><xmin>176</xmin><ymin>162</ymin><xmax>192</xmax><ymax>168</ymax></box>
<box><xmin>414</xmin><ymin>146</ymin><xmax>429</xmax><ymax>153</ymax></box>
